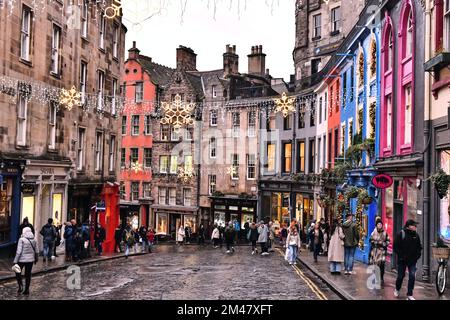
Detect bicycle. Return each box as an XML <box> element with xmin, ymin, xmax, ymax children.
<box><xmin>431</xmin><ymin>245</ymin><xmax>450</xmax><ymax>295</ymax></box>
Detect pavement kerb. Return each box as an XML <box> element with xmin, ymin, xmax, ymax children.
<box><xmin>296</xmin><ymin>256</ymin><xmax>354</xmax><ymax>301</ymax></box>
<box><xmin>0</xmin><ymin>252</ymin><xmax>147</xmax><ymax>284</ymax></box>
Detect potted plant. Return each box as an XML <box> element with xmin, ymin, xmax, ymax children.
<box><xmin>430</xmin><ymin>168</ymin><xmax>450</xmax><ymax>199</ymax></box>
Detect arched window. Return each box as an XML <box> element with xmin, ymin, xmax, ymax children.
<box><xmin>388</xmin><ymin>29</ymin><xmax>393</xmax><ymax>70</ymax></box>
<box><xmin>370</xmin><ymin>36</ymin><xmax>377</xmax><ymax>79</ymax></box>
<box><xmin>358</xmin><ymin>49</ymin><xmax>365</xmax><ymax>88</ymax></box>
<box><xmin>405</xmin><ymin>10</ymin><xmax>413</xmax><ymax>57</ymax></box>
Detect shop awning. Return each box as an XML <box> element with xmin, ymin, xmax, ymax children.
<box><xmin>151</xmin><ymin>204</ymin><xmax>199</xmax><ymax>213</ymax></box>
<box><xmin>374</xmin><ymin>156</ymin><xmax>424</xmax><ymax>170</ymax></box>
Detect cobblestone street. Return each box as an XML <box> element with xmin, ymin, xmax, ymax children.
<box><xmin>0</xmin><ymin>245</ymin><xmax>339</xmax><ymax>300</ymax></box>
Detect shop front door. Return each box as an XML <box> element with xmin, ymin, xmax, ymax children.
<box><xmin>170</xmin><ymin>214</ymin><xmax>182</xmax><ymax>239</ymax></box>
<box><xmin>392</xmin><ymin>203</ymin><xmax>404</xmax><ymax>269</ymax></box>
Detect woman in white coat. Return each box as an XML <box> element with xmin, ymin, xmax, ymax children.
<box><xmin>177</xmin><ymin>225</ymin><xmax>185</xmax><ymax>245</ymax></box>
<box><xmin>211</xmin><ymin>224</ymin><xmax>220</xmax><ymax>248</ymax></box>
<box><xmin>13</xmin><ymin>227</ymin><xmax>38</xmax><ymax>295</ymax></box>
<box><xmin>328</xmin><ymin>219</ymin><xmax>345</xmax><ymax>275</ymax></box>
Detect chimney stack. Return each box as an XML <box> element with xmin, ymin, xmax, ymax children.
<box><xmin>128</xmin><ymin>41</ymin><xmax>140</xmax><ymax>60</ymax></box>
<box><xmin>176</xmin><ymin>45</ymin><xmax>197</xmax><ymax>71</ymax></box>
<box><xmin>248</xmin><ymin>45</ymin><xmax>266</xmax><ymax>75</ymax></box>
<box><xmin>223</xmin><ymin>44</ymin><xmax>239</xmax><ymax>77</ymax></box>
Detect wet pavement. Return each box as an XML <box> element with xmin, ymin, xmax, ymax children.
<box><xmin>0</xmin><ymin>245</ymin><xmax>339</xmax><ymax>300</ymax></box>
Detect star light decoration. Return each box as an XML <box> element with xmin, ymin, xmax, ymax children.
<box><xmin>274</xmin><ymin>92</ymin><xmax>296</xmax><ymax>118</ymax></box>
<box><xmin>130</xmin><ymin>161</ymin><xmax>143</xmax><ymax>174</ymax></box>
<box><xmin>160</xmin><ymin>94</ymin><xmax>195</xmax><ymax>133</ymax></box>
<box><xmin>59</xmin><ymin>86</ymin><xmax>81</xmax><ymax>111</ymax></box>
<box><xmin>178</xmin><ymin>167</ymin><xmax>195</xmax><ymax>183</ymax></box>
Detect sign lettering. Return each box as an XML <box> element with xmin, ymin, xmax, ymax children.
<box><xmin>372</xmin><ymin>174</ymin><xmax>393</xmax><ymax>189</ymax></box>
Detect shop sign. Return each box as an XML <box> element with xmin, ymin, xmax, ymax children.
<box><xmin>372</xmin><ymin>174</ymin><xmax>394</xmax><ymax>189</ymax></box>
<box><xmin>96</xmin><ymin>200</ymin><xmax>106</xmax><ymax>211</ymax></box>
<box><xmin>21</xmin><ymin>183</ymin><xmax>35</xmax><ymax>194</ymax></box>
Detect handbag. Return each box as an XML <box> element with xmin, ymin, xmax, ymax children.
<box><xmin>26</xmin><ymin>238</ymin><xmax>39</xmax><ymax>263</ymax></box>
<box><xmin>12</xmin><ymin>264</ymin><xmax>21</xmax><ymax>274</ymax></box>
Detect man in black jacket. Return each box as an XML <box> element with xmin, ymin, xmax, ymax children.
<box><xmin>393</xmin><ymin>219</ymin><xmax>422</xmax><ymax>300</ymax></box>
<box><xmin>40</xmin><ymin>218</ymin><xmax>56</xmax><ymax>263</ymax></box>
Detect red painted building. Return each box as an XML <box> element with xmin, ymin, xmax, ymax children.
<box><xmin>120</xmin><ymin>42</ymin><xmax>173</xmax><ymax>229</ymax></box>
<box><xmin>327</xmin><ymin>73</ymin><xmax>341</xmax><ymax>169</ymax></box>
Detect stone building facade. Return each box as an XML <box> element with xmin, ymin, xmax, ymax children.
<box><xmin>0</xmin><ymin>0</ymin><xmax>126</xmax><ymax>253</ymax></box>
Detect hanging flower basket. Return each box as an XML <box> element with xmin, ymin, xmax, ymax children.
<box><xmin>430</xmin><ymin>169</ymin><xmax>450</xmax><ymax>199</ymax></box>
<box><xmin>357</xmin><ymin>189</ymin><xmax>373</xmax><ymax>205</ymax></box>
<box><xmin>345</xmin><ymin>186</ymin><xmax>359</xmax><ymax>199</ymax></box>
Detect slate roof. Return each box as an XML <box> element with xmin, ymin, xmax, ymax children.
<box><xmin>185</xmin><ymin>72</ymin><xmax>205</xmax><ymax>98</ymax></box>
<box><xmin>138</xmin><ymin>55</ymin><xmax>174</xmax><ymax>87</ymax></box>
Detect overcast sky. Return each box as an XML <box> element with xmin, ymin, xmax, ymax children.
<box><xmin>122</xmin><ymin>0</ymin><xmax>295</xmax><ymax>81</ymax></box>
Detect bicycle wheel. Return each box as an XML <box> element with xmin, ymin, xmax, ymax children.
<box><xmin>435</xmin><ymin>262</ymin><xmax>447</xmax><ymax>296</ymax></box>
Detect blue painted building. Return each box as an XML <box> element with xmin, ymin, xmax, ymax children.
<box><xmin>337</xmin><ymin>20</ymin><xmax>382</xmax><ymax>263</ymax></box>
<box><xmin>0</xmin><ymin>158</ymin><xmax>25</xmax><ymax>256</ymax></box>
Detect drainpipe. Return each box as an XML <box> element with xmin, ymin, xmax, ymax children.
<box><xmin>422</xmin><ymin>0</ymin><xmax>432</xmax><ymax>282</ymax></box>
<box><xmin>291</xmin><ymin>100</ymin><xmax>297</xmax><ymax>221</ymax></box>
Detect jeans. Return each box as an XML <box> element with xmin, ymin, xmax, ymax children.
<box><xmin>330</xmin><ymin>262</ymin><xmax>342</xmax><ymax>273</ymax></box>
<box><xmin>251</xmin><ymin>240</ymin><xmax>257</xmax><ymax>251</ymax></box>
<box><xmin>289</xmin><ymin>245</ymin><xmax>298</xmax><ymax>263</ymax></box>
<box><xmin>395</xmin><ymin>259</ymin><xmax>417</xmax><ymax>296</ymax></box>
<box><xmin>141</xmin><ymin>239</ymin><xmax>148</xmax><ymax>252</ymax></box>
<box><xmin>344</xmin><ymin>246</ymin><xmax>357</xmax><ymax>271</ymax></box>
<box><xmin>313</xmin><ymin>244</ymin><xmax>321</xmax><ymax>261</ymax></box>
<box><xmin>43</xmin><ymin>241</ymin><xmax>54</xmax><ymax>259</ymax></box>
<box><xmin>15</xmin><ymin>262</ymin><xmax>33</xmax><ymax>293</ymax></box>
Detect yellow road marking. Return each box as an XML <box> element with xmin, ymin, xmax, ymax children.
<box><xmin>275</xmin><ymin>248</ymin><xmax>328</xmax><ymax>300</ymax></box>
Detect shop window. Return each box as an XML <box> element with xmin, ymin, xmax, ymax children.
<box><xmin>52</xmin><ymin>194</ymin><xmax>62</xmax><ymax>224</ymax></box>
<box><xmin>0</xmin><ymin>179</ymin><xmax>12</xmax><ymax>243</ymax></box>
<box><xmin>214</xmin><ymin>212</ymin><xmax>226</xmax><ymax>227</ymax></box>
<box><xmin>439</xmin><ymin>151</ymin><xmax>450</xmax><ymax>241</ymax></box>
<box><xmin>156</xmin><ymin>213</ymin><xmax>168</xmax><ymax>234</ymax></box>
<box><xmin>21</xmin><ymin>195</ymin><xmax>34</xmax><ymax>230</ymax></box>
<box><xmin>184</xmin><ymin>215</ymin><xmax>197</xmax><ymax>233</ymax></box>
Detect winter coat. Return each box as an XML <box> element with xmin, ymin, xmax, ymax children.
<box><xmin>14</xmin><ymin>228</ymin><xmax>39</xmax><ymax>264</ymax></box>
<box><xmin>328</xmin><ymin>226</ymin><xmax>345</xmax><ymax>263</ymax></box>
<box><xmin>40</xmin><ymin>223</ymin><xmax>57</xmax><ymax>243</ymax></box>
<box><xmin>64</xmin><ymin>224</ymin><xmax>76</xmax><ymax>241</ymax></box>
<box><xmin>249</xmin><ymin>227</ymin><xmax>259</xmax><ymax>241</ymax></box>
<box><xmin>139</xmin><ymin>226</ymin><xmax>148</xmax><ymax>240</ymax></box>
<box><xmin>257</xmin><ymin>225</ymin><xmax>268</xmax><ymax>243</ymax></box>
<box><xmin>369</xmin><ymin>228</ymin><xmax>390</xmax><ymax>266</ymax></box>
<box><xmin>147</xmin><ymin>231</ymin><xmax>155</xmax><ymax>242</ymax></box>
<box><xmin>18</xmin><ymin>223</ymin><xmax>35</xmax><ymax>239</ymax></box>
<box><xmin>81</xmin><ymin>224</ymin><xmax>90</xmax><ymax>241</ymax></box>
<box><xmin>224</xmin><ymin>226</ymin><xmax>235</xmax><ymax>243</ymax></box>
<box><xmin>286</xmin><ymin>231</ymin><xmax>301</xmax><ymax>247</ymax></box>
<box><xmin>177</xmin><ymin>227</ymin><xmax>185</xmax><ymax>242</ymax></box>
<box><xmin>114</xmin><ymin>228</ymin><xmax>123</xmax><ymax>241</ymax></box>
<box><xmin>342</xmin><ymin>220</ymin><xmax>359</xmax><ymax>247</ymax></box>
<box><xmin>211</xmin><ymin>228</ymin><xmax>220</xmax><ymax>239</ymax></box>
<box><xmin>393</xmin><ymin>228</ymin><xmax>422</xmax><ymax>265</ymax></box>
<box><xmin>269</xmin><ymin>225</ymin><xmax>276</xmax><ymax>240</ymax></box>
<box><xmin>95</xmin><ymin>227</ymin><xmax>106</xmax><ymax>242</ymax></box>
<box><xmin>308</xmin><ymin>228</ymin><xmax>324</xmax><ymax>252</ymax></box>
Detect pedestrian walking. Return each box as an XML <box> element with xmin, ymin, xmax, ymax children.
<box><xmin>185</xmin><ymin>225</ymin><xmax>192</xmax><ymax>244</ymax></box>
<box><xmin>139</xmin><ymin>225</ymin><xmax>149</xmax><ymax>252</ymax></box>
<box><xmin>243</xmin><ymin>219</ymin><xmax>250</xmax><ymax>242</ymax></box>
<box><xmin>224</xmin><ymin>222</ymin><xmax>235</xmax><ymax>254</ymax></box>
<box><xmin>328</xmin><ymin>219</ymin><xmax>345</xmax><ymax>275</ymax></box>
<box><xmin>280</xmin><ymin>224</ymin><xmax>288</xmax><ymax>246</ymax></box>
<box><xmin>342</xmin><ymin>213</ymin><xmax>359</xmax><ymax>274</ymax></box>
<box><xmin>94</xmin><ymin>224</ymin><xmax>106</xmax><ymax>256</ymax></box>
<box><xmin>218</xmin><ymin>224</ymin><xmax>225</xmax><ymax>248</ymax></box>
<box><xmin>177</xmin><ymin>225</ymin><xmax>185</xmax><ymax>245</ymax></box>
<box><xmin>114</xmin><ymin>225</ymin><xmax>123</xmax><ymax>253</ymax></box>
<box><xmin>248</xmin><ymin>222</ymin><xmax>259</xmax><ymax>255</ymax></box>
<box><xmin>39</xmin><ymin>218</ymin><xmax>57</xmax><ymax>264</ymax></box>
<box><xmin>369</xmin><ymin>218</ymin><xmax>390</xmax><ymax>284</ymax></box>
<box><xmin>309</xmin><ymin>222</ymin><xmax>324</xmax><ymax>262</ymax></box>
<box><xmin>393</xmin><ymin>219</ymin><xmax>422</xmax><ymax>300</ymax></box>
<box><xmin>13</xmin><ymin>227</ymin><xmax>38</xmax><ymax>295</ymax></box>
<box><xmin>63</xmin><ymin>220</ymin><xmax>77</xmax><ymax>262</ymax></box>
<box><xmin>53</xmin><ymin>223</ymin><xmax>61</xmax><ymax>257</ymax></box>
<box><xmin>72</xmin><ymin>225</ymin><xmax>83</xmax><ymax>262</ymax></box>
<box><xmin>147</xmin><ymin>229</ymin><xmax>155</xmax><ymax>253</ymax></box>
<box><xmin>80</xmin><ymin>220</ymin><xmax>91</xmax><ymax>259</ymax></box>
<box><xmin>257</xmin><ymin>221</ymin><xmax>269</xmax><ymax>255</ymax></box>
<box><xmin>198</xmin><ymin>224</ymin><xmax>206</xmax><ymax>245</ymax></box>
<box><xmin>18</xmin><ymin>217</ymin><xmax>35</xmax><ymax>239</ymax></box>
<box><xmin>123</xmin><ymin>225</ymin><xmax>136</xmax><ymax>259</ymax></box>
<box><xmin>233</xmin><ymin>219</ymin><xmax>240</xmax><ymax>243</ymax></box>
<box><xmin>286</xmin><ymin>226</ymin><xmax>302</xmax><ymax>265</ymax></box>
<box><xmin>211</xmin><ymin>224</ymin><xmax>220</xmax><ymax>248</ymax></box>
<box><xmin>320</xmin><ymin>218</ymin><xmax>329</xmax><ymax>256</ymax></box>
<box><xmin>267</xmin><ymin>221</ymin><xmax>276</xmax><ymax>252</ymax></box>
<box><xmin>133</xmin><ymin>228</ymin><xmax>140</xmax><ymax>253</ymax></box>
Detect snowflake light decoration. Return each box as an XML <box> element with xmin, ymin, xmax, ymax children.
<box><xmin>178</xmin><ymin>167</ymin><xmax>195</xmax><ymax>183</ymax></box>
<box><xmin>226</xmin><ymin>166</ymin><xmax>237</xmax><ymax>176</ymax></box>
<box><xmin>160</xmin><ymin>94</ymin><xmax>195</xmax><ymax>133</ymax></box>
<box><xmin>130</xmin><ymin>161</ymin><xmax>143</xmax><ymax>173</ymax></box>
<box><xmin>274</xmin><ymin>92</ymin><xmax>296</xmax><ymax>118</ymax></box>
<box><xmin>59</xmin><ymin>86</ymin><xmax>81</xmax><ymax>111</ymax></box>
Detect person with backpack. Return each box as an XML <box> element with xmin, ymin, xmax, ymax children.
<box><xmin>123</xmin><ymin>224</ymin><xmax>136</xmax><ymax>259</ymax></box>
<box><xmin>139</xmin><ymin>225</ymin><xmax>148</xmax><ymax>252</ymax></box>
<box><xmin>94</xmin><ymin>223</ymin><xmax>106</xmax><ymax>256</ymax></box>
<box><xmin>342</xmin><ymin>213</ymin><xmax>359</xmax><ymax>274</ymax></box>
<box><xmin>224</xmin><ymin>222</ymin><xmax>235</xmax><ymax>254</ymax></box>
<box><xmin>13</xmin><ymin>227</ymin><xmax>38</xmax><ymax>295</ymax></box>
<box><xmin>40</xmin><ymin>218</ymin><xmax>57</xmax><ymax>264</ymax></box>
<box><xmin>211</xmin><ymin>224</ymin><xmax>220</xmax><ymax>248</ymax></box>
<box><xmin>393</xmin><ymin>219</ymin><xmax>422</xmax><ymax>300</ymax></box>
